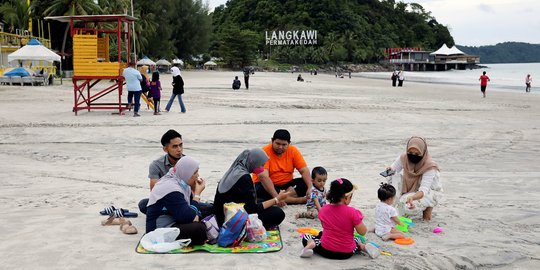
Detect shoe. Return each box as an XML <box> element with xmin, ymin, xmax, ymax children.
<box><xmin>101</xmin><ymin>216</ymin><xmax>126</xmax><ymax>226</ymax></box>
<box><xmin>133</xmin><ymin>113</ymin><xmax>141</xmax><ymax>117</ymax></box>
<box><xmin>119</xmin><ymin>219</ymin><xmax>138</xmax><ymax>234</ymax></box>
<box><xmin>154</xmin><ymin>112</ymin><xmax>161</xmax><ymax>115</ymax></box>
<box><xmin>365</xmin><ymin>243</ymin><xmax>380</xmax><ymax>259</ymax></box>
<box><xmin>300</xmin><ymin>247</ymin><xmax>313</xmax><ymax>258</ymax></box>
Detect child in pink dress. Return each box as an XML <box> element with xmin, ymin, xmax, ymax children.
<box><xmin>300</xmin><ymin>178</ymin><xmax>379</xmax><ymax>260</ymax></box>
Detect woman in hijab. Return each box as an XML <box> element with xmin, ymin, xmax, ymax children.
<box><xmin>213</xmin><ymin>148</ymin><xmax>289</xmax><ymax>228</ymax></box>
<box><xmin>145</xmin><ymin>156</ymin><xmax>207</xmax><ymax>245</ymax></box>
<box><xmin>385</xmin><ymin>137</ymin><xmax>442</xmax><ymax>221</ymax></box>
<box><xmin>164</xmin><ymin>66</ymin><xmax>186</xmax><ymax>113</ymax></box>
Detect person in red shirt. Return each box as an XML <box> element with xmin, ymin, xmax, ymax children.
<box><xmin>253</xmin><ymin>129</ymin><xmax>312</xmax><ymax>205</ymax></box>
<box><xmin>479</xmin><ymin>71</ymin><xmax>490</xmax><ymax>98</ymax></box>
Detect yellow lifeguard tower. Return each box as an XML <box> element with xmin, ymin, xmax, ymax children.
<box><xmin>46</xmin><ymin>15</ymin><xmax>136</xmax><ymax>115</ymax></box>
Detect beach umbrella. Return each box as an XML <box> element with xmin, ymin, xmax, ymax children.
<box><xmin>137</xmin><ymin>56</ymin><xmax>156</xmax><ymax>66</ymax></box>
<box><xmin>172</xmin><ymin>59</ymin><xmax>183</xmax><ymax>66</ymax></box>
<box><xmin>203</xmin><ymin>61</ymin><xmax>217</xmax><ymax>66</ymax></box>
<box><xmin>7</xmin><ymin>39</ymin><xmax>61</xmax><ymax>63</ymax></box>
<box><xmin>3</xmin><ymin>67</ymin><xmax>31</xmax><ymax>77</ymax></box>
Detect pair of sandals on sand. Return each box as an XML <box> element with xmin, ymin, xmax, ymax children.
<box><xmin>100</xmin><ymin>206</ymin><xmax>138</xmax><ymax>234</ymax></box>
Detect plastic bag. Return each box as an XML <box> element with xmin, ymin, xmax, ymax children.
<box><xmin>246</xmin><ymin>214</ymin><xmax>267</xmax><ymax>242</ymax></box>
<box><xmin>223</xmin><ymin>202</ymin><xmax>245</xmax><ymax>223</ymax></box>
<box><xmin>140</xmin><ymin>227</ymin><xmax>191</xmax><ymax>253</ymax></box>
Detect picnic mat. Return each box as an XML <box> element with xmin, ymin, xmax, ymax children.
<box><xmin>136</xmin><ymin>229</ymin><xmax>282</xmax><ymax>254</ymax></box>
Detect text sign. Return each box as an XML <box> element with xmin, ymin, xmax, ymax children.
<box><xmin>265</xmin><ymin>30</ymin><xmax>318</xmax><ymax>46</ymax></box>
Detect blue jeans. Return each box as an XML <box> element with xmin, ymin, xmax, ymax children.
<box><xmin>165</xmin><ymin>93</ymin><xmax>186</xmax><ymax>112</ymax></box>
<box><xmin>127</xmin><ymin>90</ymin><xmax>142</xmax><ymax>113</ymax></box>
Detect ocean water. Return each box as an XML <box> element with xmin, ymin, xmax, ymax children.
<box><xmin>359</xmin><ymin>63</ymin><xmax>540</xmax><ymax>92</ymax></box>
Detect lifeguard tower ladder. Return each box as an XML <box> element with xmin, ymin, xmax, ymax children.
<box><xmin>46</xmin><ymin>15</ymin><xmax>136</xmax><ymax>115</ymax></box>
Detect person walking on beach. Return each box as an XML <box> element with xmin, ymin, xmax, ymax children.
<box><xmin>165</xmin><ymin>67</ymin><xmax>186</xmax><ymax>113</ymax></box>
<box><xmin>243</xmin><ymin>67</ymin><xmax>251</xmax><ymax>89</ymax></box>
<box><xmin>391</xmin><ymin>70</ymin><xmax>398</xmax><ymax>87</ymax></box>
<box><xmin>149</xmin><ymin>71</ymin><xmax>162</xmax><ymax>115</ymax></box>
<box><xmin>479</xmin><ymin>71</ymin><xmax>490</xmax><ymax>98</ymax></box>
<box><xmin>397</xmin><ymin>70</ymin><xmax>405</xmax><ymax>87</ymax></box>
<box><xmin>525</xmin><ymin>74</ymin><xmax>532</xmax><ymax>92</ymax></box>
<box><xmin>122</xmin><ymin>62</ymin><xmax>143</xmax><ymax>117</ymax></box>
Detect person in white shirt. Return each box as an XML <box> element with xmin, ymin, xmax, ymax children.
<box><xmin>525</xmin><ymin>74</ymin><xmax>532</xmax><ymax>92</ymax></box>
<box><xmin>375</xmin><ymin>183</ymin><xmax>405</xmax><ymax>241</ymax></box>
<box><xmin>385</xmin><ymin>136</ymin><xmax>442</xmax><ymax>221</ymax></box>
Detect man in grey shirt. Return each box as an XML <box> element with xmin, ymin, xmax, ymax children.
<box><xmin>138</xmin><ymin>129</ymin><xmax>184</xmax><ymax>214</ymax></box>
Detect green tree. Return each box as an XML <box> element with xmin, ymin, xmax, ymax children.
<box><xmin>0</xmin><ymin>0</ymin><xmax>31</xmax><ymax>32</ymax></box>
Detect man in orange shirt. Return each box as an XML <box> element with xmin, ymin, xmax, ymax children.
<box><xmin>253</xmin><ymin>129</ymin><xmax>312</xmax><ymax>205</ymax></box>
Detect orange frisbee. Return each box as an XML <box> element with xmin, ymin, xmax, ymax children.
<box><xmin>395</xmin><ymin>238</ymin><xmax>415</xmax><ymax>245</ymax></box>
<box><xmin>296</xmin><ymin>228</ymin><xmax>320</xmax><ymax>235</ymax></box>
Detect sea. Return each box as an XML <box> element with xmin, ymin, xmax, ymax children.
<box><xmin>358</xmin><ymin>63</ymin><xmax>540</xmax><ymax>92</ymax></box>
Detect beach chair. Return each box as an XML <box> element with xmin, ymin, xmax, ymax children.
<box><xmin>10</xmin><ymin>76</ymin><xmax>23</xmax><ymax>85</ymax></box>
<box><xmin>22</xmin><ymin>76</ymin><xmax>34</xmax><ymax>86</ymax></box>
<box><xmin>0</xmin><ymin>76</ymin><xmax>10</xmax><ymax>85</ymax></box>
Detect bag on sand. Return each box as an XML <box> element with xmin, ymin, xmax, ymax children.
<box><xmin>140</xmin><ymin>228</ymin><xmax>191</xmax><ymax>253</ymax></box>
<box><xmin>201</xmin><ymin>214</ymin><xmax>220</xmax><ymax>244</ymax></box>
<box><xmin>217</xmin><ymin>207</ymin><xmax>248</xmax><ymax>247</ymax></box>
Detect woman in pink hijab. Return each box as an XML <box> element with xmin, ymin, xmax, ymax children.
<box><xmin>385</xmin><ymin>137</ymin><xmax>442</xmax><ymax>221</ymax></box>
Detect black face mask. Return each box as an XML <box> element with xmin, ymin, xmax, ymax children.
<box><xmin>407</xmin><ymin>154</ymin><xmax>423</xmax><ymax>164</ymax></box>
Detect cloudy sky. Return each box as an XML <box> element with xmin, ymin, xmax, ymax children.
<box><xmin>205</xmin><ymin>0</ymin><xmax>540</xmax><ymax>46</ymax></box>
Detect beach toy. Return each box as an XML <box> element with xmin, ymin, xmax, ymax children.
<box><xmin>296</xmin><ymin>227</ymin><xmax>320</xmax><ymax>236</ymax></box>
<box><xmin>380</xmin><ymin>251</ymin><xmax>392</xmax><ymax>256</ymax></box>
<box><xmin>368</xmin><ymin>241</ymin><xmax>380</xmax><ymax>248</ymax></box>
<box><xmin>394</xmin><ymin>238</ymin><xmax>415</xmax><ymax>245</ymax></box>
<box><xmin>433</xmin><ymin>227</ymin><xmax>443</xmax><ymax>234</ymax></box>
<box><xmin>353</xmin><ymin>233</ymin><xmax>367</xmax><ymax>243</ymax></box>
<box><xmin>395</xmin><ymin>216</ymin><xmax>414</xmax><ymax>232</ymax></box>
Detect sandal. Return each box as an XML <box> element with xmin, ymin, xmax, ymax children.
<box><xmin>101</xmin><ymin>216</ymin><xmax>126</xmax><ymax>226</ymax></box>
<box><xmin>99</xmin><ymin>206</ymin><xmax>130</xmax><ymax>216</ymax></box>
<box><xmin>296</xmin><ymin>211</ymin><xmax>317</xmax><ymax>219</ymax></box>
<box><xmin>119</xmin><ymin>219</ymin><xmax>138</xmax><ymax>234</ymax></box>
<box><xmin>110</xmin><ymin>208</ymin><xmax>138</xmax><ymax>218</ymax></box>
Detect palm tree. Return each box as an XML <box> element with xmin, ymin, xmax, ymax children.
<box><xmin>0</xmin><ymin>0</ymin><xmax>31</xmax><ymax>32</ymax></box>
<box><xmin>41</xmin><ymin>0</ymin><xmax>101</xmax><ymax>58</ymax></box>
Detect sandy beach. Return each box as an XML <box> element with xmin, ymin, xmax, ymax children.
<box><xmin>0</xmin><ymin>70</ymin><xmax>539</xmax><ymax>269</ymax></box>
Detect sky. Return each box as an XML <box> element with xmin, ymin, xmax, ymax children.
<box><xmin>205</xmin><ymin>0</ymin><xmax>540</xmax><ymax>46</ymax></box>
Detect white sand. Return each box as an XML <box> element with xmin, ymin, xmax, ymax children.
<box><xmin>0</xmin><ymin>71</ymin><xmax>539</xmax><ymax>269</ymax></box>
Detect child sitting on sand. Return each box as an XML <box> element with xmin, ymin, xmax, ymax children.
<box><xmin>300</xmin><ymin>178</ymin><xmax>379</xmax><ymax>259</ymax></box>
<box><xmin>296</xmin><ymin>166</ymin><xmax>327</xmax><ymax>219</ymax></box>
<box><xmin>375</xmin><ymin>183</ymin><xmax>406</xmax><ymax>241</ymax></box>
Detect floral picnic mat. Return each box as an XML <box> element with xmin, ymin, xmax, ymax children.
<box><xmin>136</xmin><ymin>229</ymin><xmax>282</xmax><ymax>254</ymax></box>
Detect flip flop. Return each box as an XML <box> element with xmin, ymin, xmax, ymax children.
<box><xmin>119</xmin><ymin>220</ymin><xmax>138</xmax><ymax>234</ymax></box>
<box><xmin>99</xmin><ymin>206</ymin><xmax>129</xmax><ymax>216</ymax></box>
<box><xmin>111</xmin><ymin>208</ymin><xmax>138</xmax><ymax>218</ymax></box>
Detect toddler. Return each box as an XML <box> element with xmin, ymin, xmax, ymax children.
<box><xmin>149</xmin><ymin>71</ymin><xmax>162</xmax><ymax>115</ymax></box>
<box><xmin>375</xmin><ymin>183</ymin><xmax>406</xmax><ymax>241</ymax></box>
<box><xmin>300</xmin><ymin>178</ymin><xmax>379</xmax><ymax>260</ymax></box>
<box><xmin>296</xmin><ymin>166</ymin><xmax>327</xmax><ymax>219</ymax></box>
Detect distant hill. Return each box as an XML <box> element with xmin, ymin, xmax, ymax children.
<box><xmin>457</xmin><ymin>42</ymin><xmax>540</xmax><ymax>64</ymax></box>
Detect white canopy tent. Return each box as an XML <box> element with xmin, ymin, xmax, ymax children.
<box><xmin>8</xmin><ymin>39</ymin><xmax>61</xmax><ymax>63</ymax></box>
<box><xmin>172</xmin><ymin>59</ymin><xmax>184</xmax><ymax>66</ymax></box>
<box><xmin>137</xmin><ymin>56</ymin><xmax>156</xmax><ymax>66</ymax></box>
<box><xmin>430</xmin><ymin>44</ymin><xmax>465</xmax><ymax>56</ymax></box>
<box><xmin>156</xmin><ymin>59</ymin><xmax>171</xmax><ymax>66</ymax></box>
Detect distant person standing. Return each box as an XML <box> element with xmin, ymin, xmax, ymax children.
<box><xmin>397</xmin><ymin>70</ymin><xmax>405</xmax><ymax>87</ymax></box>
<box><xmin>391</xmin><ymin>70</ymin><xmax>398</xmax><ymax>87</ymax></box>
<box><xmin>479</xmin><ymin>71</ymin><xmax>490</xmax><ymax>98</ymax></box>
<box><xmin>525</xmin><ymin>74</ymin><xmax>532</xmax><ymax>92</ymax></box>
<box><xmin>243</xmin><ymin>67</ymin><xmax>251</xmax><ymax>89</ymax></box>
<box><xmin>149</xmin><ymin>71</ymin><xmax>162</xmax><ymax>115</ymax></box>
<box><xmin>165</xmin><ymin>67</ymin><xmax>186</xmax><ymax>113</ymax></box>
<box><xmin>122</xmin><ymin>62</ymin><xmax>143</xmax><ymax>117</ymax></box>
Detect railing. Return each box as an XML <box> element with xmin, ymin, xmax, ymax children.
<box><xmin>0</xmin><ymin>32</ymin><xmax>51</xmax><ymax>48</ymax></box>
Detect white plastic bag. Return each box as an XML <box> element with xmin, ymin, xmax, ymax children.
<box><xmin>140</xmin><ymin>227</ymin><xmax>191</xmax><ymax>253</ymax></box>
<box><xmin>246</xmin><ymin>214</ymin><xmax>267</xmax><ymax>242</ymax></box>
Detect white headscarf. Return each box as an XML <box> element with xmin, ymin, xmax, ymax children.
<box><xmin>147</xmin><ymin>156</ymin><xmax>200</xmax><ymax>207</ymax></box>
<box><xmin>217</xmin><ymin>148</ymin><xmax>269</xmax><ymax>193</ymax></box>
<box><xmin>171</xmin><ymin>66</ymin><xmax>181</xmax><ymax>77</ymax></box>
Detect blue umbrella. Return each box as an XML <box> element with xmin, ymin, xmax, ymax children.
<box><xmin>4</xmin><ymin>67</ymin><xmax>31</xmax><ymax>77</ymax></box>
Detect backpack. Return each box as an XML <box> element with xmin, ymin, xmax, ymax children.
<box><xmin>217</xmin><ymin>208</ymin><xmax>248</xmax><ymax>247</ymax></box>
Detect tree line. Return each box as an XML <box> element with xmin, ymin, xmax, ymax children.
<box><xmin>457</xmin><ymin>42</ymin><xmax>540</xmax><ymax>64</ymax></box>
<box><xmin>1</xmin><ymin>0</ymin><xmax>454</xmax><ymax>68</ymax></box>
